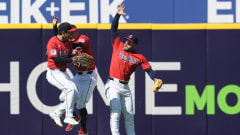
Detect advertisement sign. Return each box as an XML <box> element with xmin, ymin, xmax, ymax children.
<box><xmin>0</xmin><ymin>0</ymin><xmax>240</xmax><ymax>24</ymax></box>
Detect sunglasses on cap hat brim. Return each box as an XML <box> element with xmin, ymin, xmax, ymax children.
<box><xmin>67</xmin><ymin>27</ymin><xmax>77</xmax><ymax>32</ymax></box>
<box><xmin>124</xmin><ymin>38</ymin><xmax>136</xmax><ymax>46</ymax></box>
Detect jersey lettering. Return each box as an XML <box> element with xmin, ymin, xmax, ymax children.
<box><xmin>118</xmin><ymin>51</ymin><xmax>138</xmax><ymax>64</ymax></box>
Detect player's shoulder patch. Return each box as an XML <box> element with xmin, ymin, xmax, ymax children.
<box><xmin>50</xmin><ymin>49</ymin><xmax>57</xmax><ymax>55</ymax></box>
<box><xmin>78</xmin><ymin>38</ymin><xmax>85</xmax><ymax>43</ymax></box>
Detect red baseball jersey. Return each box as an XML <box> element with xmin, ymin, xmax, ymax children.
<box><xmin>109</xmin><ymin>36</ymin><xmax>151</xmax><ymax>81</ymax></box>
<box><xmin>73</xmin><ymin>35</ymin><xmax>96</xmax><ymax>71</ymax></box>
<box><xmin>47</xmin><ymin>36</ymin><xmax>72</xmax><ymax>69</ymax></box>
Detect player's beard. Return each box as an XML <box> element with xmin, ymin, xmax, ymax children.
<box><xmin>123</xmin><ymin>45</ymin><xmax>135</xmax><ymax>52</ymax></box>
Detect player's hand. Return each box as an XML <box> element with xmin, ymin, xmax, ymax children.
<box><xmin>52</xmin><ymin>16</ymin><xmax>58</xmax><ymax>26</ymax></box>
<box><xmin>72</xmin><ymin>47</ymin><xmax>81</xmax><ymax>55</ymax></box>
<box><xmin>117</xmin><ymin>4</ymin><xmax>126</xmax><ymax>15</ymax></box>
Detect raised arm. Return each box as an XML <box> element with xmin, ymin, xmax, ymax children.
<box><xmin>111</xmin><ymin>4</ymin><xmax>126</xmax><ymax>41</ymax></box>
<box><xmin>52</xmin><ymin>16</ymin><xmax>58</xmax><ymax>36</ymax></box>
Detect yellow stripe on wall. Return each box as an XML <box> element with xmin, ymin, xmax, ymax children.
<box><xmin>152</xmin><ymin>24</ymin><xmax>206</xmax><ymax>30</ymax></box>
<box><xmin>0</xmin><ymin>23</ymin><xmax>42</xmax><ymax>29</ymax></box>
<box><xmin>1</xmin><ymin>23</ymin><xmax>240</xmax><ymax>30</ymax></box>
<box><xmin>97</xmin><ymin>24</ymin><xmax>152</xmax><ymax>30</ymax></box>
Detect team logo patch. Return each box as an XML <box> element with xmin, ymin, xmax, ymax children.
<box><xmin>78</xmin><ymin>39</ymin><xmax>85</xmax><ymax>43</ymax></box>
<box><xmin>50</xmin><ymin>49</ymin><xmax>57</xmax><ymax>55</ymax></box>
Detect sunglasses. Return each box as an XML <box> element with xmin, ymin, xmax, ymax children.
<box><xmin>126</xmin><ymin>40</ymin><xmax>135</xmax><ymax>46</ymax></box>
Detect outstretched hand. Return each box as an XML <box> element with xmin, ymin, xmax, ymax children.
<box><xmin>52</xmin><ymin>16</ymin><xmax>58</xmax><ymax>26</ymax></box>
<box><xmin>117</xmin><ymin>4</ymin><xmax>126</xmax><ymax>15</ymax></box>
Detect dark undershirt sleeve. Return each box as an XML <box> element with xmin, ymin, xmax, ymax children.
<box><xmin>111</xmin><ymin>14</ymin><xmax>121</xmax><ymax>41</ymax></box>
<box><xmin>53</xmin><ymin>25</ymin><xmax>58</xmax><ymax>36</ymax></box>
<box><xmin>52</xmin><ymin>57</ymin><xmax>72</xmax><ymax>63</ymax></box>
<box><xmin>145</xmin><ymin>69</ymin><xmax>156</xmax><ymax>80</ymax></box>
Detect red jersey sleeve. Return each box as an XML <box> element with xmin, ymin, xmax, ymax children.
<box><xmin>140</xmin><ymin>55</ymin><xmax>151</xmax><ymax>71</ymax></box>
<box><xmin>47</xmin><ymin>39</ymin><xmax>58</xmax><ymax>58</ymax></box>
<box><xmin>83</xmin><ymin>36</ymin><xmax>93</xmax><ymax>56</ymax></box>
<box><xmin>67</xmin><ymin>42</ymin><xmax>73</xmax><ymax>57</ymax></box>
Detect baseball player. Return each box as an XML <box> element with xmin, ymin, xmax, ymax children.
<box><xmin>46</xmin><ymin>22</ymin><xmax>80</xmax><ymax>127</ymax></box>
<box><xmin>105</xmin><ymin>4</ymin><xmax>163</xmax><ymax>135</ymax></box>
<box><xmin>53</xmin><ymin>17</ymin><xmax>98</xmax><ymax>135</ymax></box>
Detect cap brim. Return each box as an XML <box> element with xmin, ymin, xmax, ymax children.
<box><xmin>123</xmin><ymin>37</ymin><xmax>134</xmax><ymax>43</ymax></box>
<box><xmin>68</xmin><ymin>28</ymin><xmax>77</xmax><ymax>32</ymax></box>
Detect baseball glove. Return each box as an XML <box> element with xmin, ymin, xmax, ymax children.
<box><xmin>153</xmin><ymin>79</ymin><xmax>163</xmax><ymax>92</ymax></box>
<box><xmin>72</xmin><ymin>53</ymin><xmax>94</xmax><ymax>68</ymax></box>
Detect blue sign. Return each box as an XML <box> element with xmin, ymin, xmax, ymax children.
<box><xmin>0</xmin><ymin>0</ymin><xmax>239</xmax><ymax>24</ymax></box>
